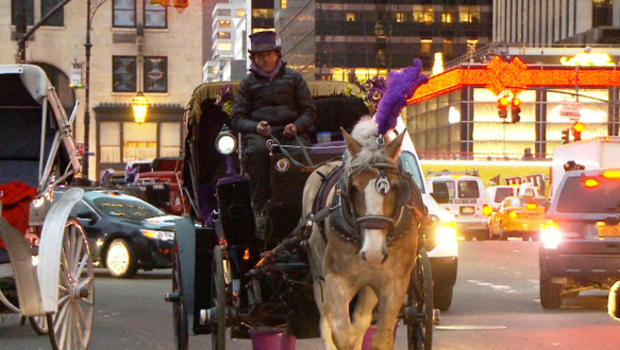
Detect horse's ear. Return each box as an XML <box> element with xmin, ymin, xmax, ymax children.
<box><xmin>341</xmin><ymin>127</ymin><xmax>362</xmax><ymax>156</ymax></box>
<box><xmin>384</xmin><ymin>131</ymin><xmax>405</xmax><ymax>159</ymax></box>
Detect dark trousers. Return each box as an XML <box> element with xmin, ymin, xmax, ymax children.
<box><xmin>243</xmin><ymin>132</ymin><xmax>310</xmax><ymax>212</ymax></box>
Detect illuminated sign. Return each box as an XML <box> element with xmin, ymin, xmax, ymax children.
<box><xmin>432</xmin><ymin>52</ymin><xmax>444</xmax><ymax>75</ymax></box>
<box><xmin>560</xmin><ymin>52</ymin><xmax>616</xmax><ymax>67</ymax></box>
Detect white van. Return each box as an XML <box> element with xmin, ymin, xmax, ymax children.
<box><xmin>396</xmin><ymin>120</ymin><xmax>458</xmax><ymax>311</ymax></box>
<box><xmin>426</xmin><ymin>173</ymin><xmax>490</xmax><ymax>241</ymax></box>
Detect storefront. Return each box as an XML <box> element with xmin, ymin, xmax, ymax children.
<box><xmin>405</xmin><ymin>56</ymin><xmax>620</xmax><ymax>160</ymax></box>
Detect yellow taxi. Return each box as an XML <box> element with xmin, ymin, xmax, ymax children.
<box><xmin>488</xmin><ymin>195</ymin><xmax>548</xmax><ymax>240</ymax></box>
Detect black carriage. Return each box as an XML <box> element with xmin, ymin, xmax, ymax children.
<box><xmin>168</xmin><ymin>81</ymin><xmax>434</xmax><ymax>349</ymax></box>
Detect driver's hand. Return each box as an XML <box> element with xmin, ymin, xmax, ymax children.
<box><xmin>283</xmin><ymin>123</ymin><xmax>297</xmax><ymax>138</ymax></box>
<box><xmin>256</xmin><ymin>121</ymin><xmax>271</xmax><ymax>137</ymax></box>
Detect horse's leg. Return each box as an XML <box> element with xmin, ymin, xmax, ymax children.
<box><xmin>314</xmin><ymin>280</ymin><xmax>338</xmax><ymax>350</ymax></box>
<box><xmin>323</xmin><ymin>274</ymin><xmax>357</xmax><ymax>350</ymax></box>
<box><xmin>351</xmin><ymin>286</ymin><xmax>378</xmax><ymax>350</ymax></box>
<box><xmin>371</xmin><ymin>279</ymin><xmax>410</xmax><ymax>350</ymax></box>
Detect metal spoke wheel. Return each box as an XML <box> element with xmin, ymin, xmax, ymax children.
<box><xmin>210</xmin><ymin>245</ymin><xmax>227</xmax><ymax>350</ymax></box>
<box><xmin>170</xmin><ymin>240</ymin><xmax>188</xmax><ymax>350</ymax></box>
<box><xmin>29</xmin><ymin>315</ymin><xmax>49</xmax><ymax>335</ymax></box>
<box><xmin>48</xmin><ymin>218</ymin><xmax>95</xmax><ymax>350</ymax></box>
<box><xmin>406</xmin><ymin>248</ymin><xmax>433</xmax><ymax>350</ymax></box>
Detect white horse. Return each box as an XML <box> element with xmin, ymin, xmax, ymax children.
<box><xmin>303</xmin><ymin>119</ymin><xmax>425</xmax><ymax>350</ymax></box>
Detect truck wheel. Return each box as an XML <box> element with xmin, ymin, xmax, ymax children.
<box><xmin>433</xmin><ymin>285</ymin><xmax>453</xmax><ymax>311</ymax></box>
<box><xmin>540</xmin><ymin>279</ymin><xmax>562</xmax><ymax>309</ymax></box>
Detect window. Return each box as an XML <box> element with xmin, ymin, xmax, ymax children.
<box><xmin>441</xmin><ymin>12</ymin><xmax>453</xmax><ymax>23</ymax></box>
<box><xmin>123</xmin><ymin>122</ymin><xmax>157</xmax><ymax>162</ymax></box>
<box><xmin>113</xmin><ymin>0</ymin><xmax>135</xmax><ymax>27</ymax></box>
<box><xmin>280</xmin><ymin>0</ymin><xmax>286</xmax><ymax>9</ymax></box>
<box><xmin>11</xmin><ymin>0</ymin><xmax>34</xmax><ymax>26</ymax></box>
<box><xmin>413</xmin><ymin>5</ymin><xmax>433</xmax><ymax>24</ymax></box>
<box><xmin>41</xmin><ymin>0</ymin><xmax>63</xmax><ymax>26</ymax></box>
<box><xmin>395</xmin><ymin>12</ymin><xmax>405</xmax><ymax>23</ymax></box>
<box><xmin>467</xmin><ymin>38</ymin><xmax>479</xmax><ymax>55</ymax></box>
<box><xmin>160</xmin><ymin>123</ymin><xmax>181</xmax><ymax>157</ymax></box>
<box><xmin>252</xmin><ymin>8</ymin><xmax>274</xmax><ymax>19</ymax></box>
<box><xmin>217</xmin><ymin>19</ymin><xmax>231</xmax><ymax>28</ymax></box>
<box><xmin>144</xmin><ymin>0</ymin><xmax>166</xmax><ymax>28</ymax></box>
<box><xmin>458</xmin><ymin>180</ymin><xmax>480</xmax><ymax>198</ymax></box>
<box><xmin>216</xmin><ymin>31</ymin><xmax>231</xmax><ymax>39</ymax></box>
<box><xmin>235</xmin><ymin>9</ymin><xmax>245</xmax><ymax>17</ymax></box>
<box><xmin>593</xmin><ymin>0</ymin><xmax>613</xmax><ymax>26</ymax></box>
<box><xmin>420</xmin><ymin>39</ymin><xmax>432</xmax><ymax>54</ymax></box>
<box><xmin>100</xmin><ymin>122</ymin><xmax>121</xmax><ymax>163</ymax></box>
<box><xmin>346</xmin><ymin>12</ymin><xmax>356</xmax><ymax>22</ymax></box>
<box><xmin>459</xmin><ymin>5</ymin><xmax>480</xmax><ymax>23</ymax></box>
<box><xmin>216</xmin><ymin>42</ymin><xmax>232</xmax><ymax>51</ymax></box>
<box><xmin>144</xmin><ymin>56</ymin><xmax>167</xmax><ymax>93</ymax></box>
<box><xmin>215</xmin><ymin>9</ymin><xmax>231</xmax><ymax>16</ymax></box>
<box><xmin>442</xmin><ymin>39</ymin><xmax>453</xmax><ymax>56</ymax></box>
<box><xmin>112</xmin><ymin>56</ymin><xmax>137</xmax><ymax>92</ymax></box>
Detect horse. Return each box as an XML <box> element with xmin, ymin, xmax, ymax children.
<box><xmin>302</xmin><ymin>118</ymin><xmax>426</xmax><ymax>350</ymax></box>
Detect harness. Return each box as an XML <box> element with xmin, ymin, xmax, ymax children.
<box><xmin>310</xmin><ymin>159</ymin><xmax>423</xmax><ymax>247</ymax></box>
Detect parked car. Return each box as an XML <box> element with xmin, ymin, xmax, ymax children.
<box><xmin>539</xmin><ymin>168</ymin><xmax>620</xmax><ymax>308</ymax></box>
<box><xmin>427</xmin><ymin>173</ymin><xmax>490</xmax><ymax>240</ymax></box>
<box><xmin>56</xmin><ymin>189</ymin><xmax>179</xmax><ymax>278</ymax></box>
<box><xmin>488</xmin><ymin>195</ymin><xmax>548</xmax><ymax>240</ymax></box>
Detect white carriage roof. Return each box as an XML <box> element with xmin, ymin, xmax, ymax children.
<box><xmin>0</xmin><ymin>64</ymin><xmax>51</xmax><ymax>105</ymax></box>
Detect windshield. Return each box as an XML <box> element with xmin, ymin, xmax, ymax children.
<box><xmin>433</xmin><ymin>179</ymin><xmax>455</xmax><ymax>199</ymax></box>
<box><xmin>399</xmin><ymin>151</ymin><xmax>425</xmax><ymax>193</ymax></box>
<box><xmin>557</xmin><ymin>177</ymin><xmax>620</xmax><ymax>213</ymax></box>
<box><xmin>494</xmin><ymin>188</ymin><xmax>514</xmax><ymax>202</ymax></box>
<box><xmin>93</xmin><ymin>195</ymin><xmax>165</xmax><ymax>220</ymax></box>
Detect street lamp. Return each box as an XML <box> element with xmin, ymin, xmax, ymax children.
<box><xmin>131</xmin><ymin>91</ymin><xmax>148</xmax><ymax>123</ymax></box>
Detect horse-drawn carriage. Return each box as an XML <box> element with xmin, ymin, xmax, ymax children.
<box><xmin>168</xmin><ymin>74</ymin><xmax>434</xmax><ymax>349</ymax></box>
<box><xmin>0</xmin><ymin>64</ymin><xmax>94</xmax><ymax>350</ymax></box>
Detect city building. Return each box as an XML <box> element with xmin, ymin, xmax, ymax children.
<box><xmin>275</xmin><ymin>0</ymin><xmax>493</xmax><ymax>82</ymax></box>
<box><xmin>493</xmin><ymin>0</ymin><xmax>620</xmax><ymax>46</ymax></box>
<box><xmin>404</xmin><ymin>54</ymin><xmax>620</xmax><ymax>160</ymax></box>
<box><xmin>2</xmin><ymin>0</ymin><xmax>204</xmax><ymax>180</ymax></box>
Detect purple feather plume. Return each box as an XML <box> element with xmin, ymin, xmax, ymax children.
<box><xmin>374</xmin><ymin>58</ymin><xmax>428</xmax><ymax>135</ymax></box>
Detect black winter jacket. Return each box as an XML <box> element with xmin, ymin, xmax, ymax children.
<box><xmin>231</xmin><ymin>63</ymin><xmax>316</xmax><ymax>135</ymax></box>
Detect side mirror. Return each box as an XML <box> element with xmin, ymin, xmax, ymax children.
<box><xmin>76</xmin><ymin>211</ymin><xmax>98</xmax><ymax>224</ymax></box>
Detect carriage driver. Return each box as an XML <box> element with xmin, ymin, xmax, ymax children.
<box><xmin>231</xmin><ymin>30</ymin><xmax>317</xmax><ymax>238</ymax></box>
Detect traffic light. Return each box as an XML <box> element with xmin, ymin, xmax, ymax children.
<box><xmin>511</xmin><ymin>97</ymin><xmax>521</xmax><ymax>123</ymax></box>
<box><xmin>561</xmin><ymin>128</ymin><xmax>570</xmax><ymax>144</ymax></box>
<box><xmin>571</xmin><ymin>121</ymin><xmax>584</xmax><ymax>141</ymax></box>
<box><xmin>497</xmin><ymin>96</ymin><xmax>509</xmax><ymax>119</ymax></box>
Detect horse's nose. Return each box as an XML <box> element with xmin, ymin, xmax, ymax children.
<box><xmin>360</xmin><ymin>248</ymin><xmax>388</xmax><ymax>269</ymax></box>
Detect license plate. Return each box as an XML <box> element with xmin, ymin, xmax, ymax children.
<box><xmin>460</xmin><ymin>206</ymin><xmax>475</xmax><ymax>215</ymax></box>
<box><xmin>599</xmin><ymin>225</ymin><xmax>620</xmax><ymax>237</ymax></box>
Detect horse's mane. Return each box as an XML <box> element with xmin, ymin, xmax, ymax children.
<box><xmin>344</xmin><ymin>118</ymin><xmax>394</xmax><ymax>176</ymax></box>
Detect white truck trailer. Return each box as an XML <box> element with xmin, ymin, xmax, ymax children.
<box><xmin>550</xmin><ymin>136</ymin><xmax>620</xmax><ymax>198</ymax></box>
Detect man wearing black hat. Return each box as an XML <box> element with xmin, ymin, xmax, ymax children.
<box><xmin>231</xmin><ymin>30</ymin><xmax>316</xmax><ymax>238</ymax></box>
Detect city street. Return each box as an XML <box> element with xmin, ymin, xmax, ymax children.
<box><xmin>1</xmin><ymin>240</ymin><xmax>619</xmax><ymax>350</ymax></box>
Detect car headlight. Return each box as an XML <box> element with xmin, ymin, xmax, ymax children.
<box><xmin>215</xmin><ymin>125</ymin><xmax>237</xmax><ymax>155</ymax></box>
<box><xmin>540</xmin><ymin>220</ymin><xmax>561</xmax><ymax>249</ymax></box>
<box><xmin>436</xmin><ymin>221</ymin><xmax>457</xmax><ymax>246</ymax></box>
<box><xmin>140</xmin><ymin>229</ymin><xmax>175</xmax><ymax>241</ymax></box>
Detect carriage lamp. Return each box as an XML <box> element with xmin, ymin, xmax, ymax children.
<box><xmin>436</xmin><ymin>220</ymin><xmax>457</xmax><ymax>247</ymax></box>
<box><xmin>131</xmin><ymin>91</ymin><xmax>148</xmax><ymax>124</ymax></box>
<box><xmin>215</xmin><ymin>124</ymin><xmax>237</xmax><ymax>155</ymax></box>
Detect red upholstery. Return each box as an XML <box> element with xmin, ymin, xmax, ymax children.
<box><xmin>0</xmin><ymin>181</ymin><xmax>38</xmax><ymax>250</ymax></box>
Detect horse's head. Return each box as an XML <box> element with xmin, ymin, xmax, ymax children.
<box><xmin>339</xmin><ymin>121</ymin><xmax>423</xmax><ymax>269</ymax></box>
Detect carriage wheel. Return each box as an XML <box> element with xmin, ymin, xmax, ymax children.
<box><xmin>406</xmin><ymin>248</ymin><xmax>433</xmax><ymax>350</ymax></box>
<box><xmin>171</xmin><ymin>241</ymin><xmax>188</xmax><ymax>350</ymax></box>
<box><xmin>29</xmin><ymin>315</ymin><xmax>48</xmax><ymax>335</ymax></box>
<box><xmin>210</xmin><ymin>245</ymin><xmax>227</xmax><ymax>350</ymax></box>
<box><xmin>48</xmin><ymin>218</ymin><xmax>95</xmax><ymax>350</ymax></box>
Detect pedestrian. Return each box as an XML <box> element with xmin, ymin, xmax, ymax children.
<box><xmin>231</xmin><ymin>30</ymin><xmax>316</xmax><ymax>238</ymax></box>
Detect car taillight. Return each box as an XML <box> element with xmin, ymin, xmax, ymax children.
<box><xmin>584</xmin><ymin>178</ymin><xmax>600</xmax><ymax>188</ymax></box>
<box><xmin>540</xmin><ymin>220</ymin><xmax>561</xmax><ymax>249</ymax></box>
<box><xmin>603</xmin><ymin>169</ymin><xmax>620</xmax><ymax>179</ymax></box>
<box><xmin>509</xmin><ymin>211</ymin><xmax>517</xmax><ymax>219</ymax></box>
<box><xmin>526</xmin><ymin>203</ymin><xmax>537</xmax><ymax>210</ymax></box>
<box><xmin>482</xmin><ymin>204</ymin><xmax>493</xmax><ymax>216</ymax></box>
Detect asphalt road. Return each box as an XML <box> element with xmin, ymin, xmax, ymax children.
<box><xmin>1</xmin><ymin>240</ymin><xmax>619</xmax><ymax>349</ymax></box>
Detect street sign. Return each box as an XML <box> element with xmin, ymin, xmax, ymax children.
<box><xmin>560</xmin><ymin>101</ymin><xmax>582</xmax><ymax>121</ymax></box>
<box><xmin>70</xmin><ymin>63</ymin><xmax>83</xmax><ymax>88</ymax></box>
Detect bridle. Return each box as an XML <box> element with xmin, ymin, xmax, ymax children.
<box><xmin>330</xmin><ymin>159</ymin><xmax>424</xmax><ymax>246</ymax></box>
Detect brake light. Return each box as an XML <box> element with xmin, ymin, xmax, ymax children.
<box><xmin>243</xmin><ymin>248</ymin><xmax>250</xmax><ymax>260</ymax></box>
<box><xmin>482</xmin><ymin>204</ymin><xmax>493</xmax><ymax>216</ymax></box>
<box><xmin>526</xmin><ymin>203</ymin><xmax>537</xmax><ymax>210</ymax></box>
<box><xmin>509</xmin><ymin>211</ymin><xmax>517</xmax><ymax>219</ymax></box>
<box><xmin>540</xmin><ymin>220</ymin><xmax>561</xmax><ymax>249</ymax></box>
<box><xmin>584</xmin><ymin>178</ymin><xmax>600</xmax><ymax>188</ymax></box>
<box><xmin>603</xmin><ymin>169</ymin><xmax>620</xmax><ymax>179</ymax></box>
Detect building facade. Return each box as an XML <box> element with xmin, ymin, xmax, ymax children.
<box><xmin>275</xmin><ymin>0</ymin><xmax>493</xmax><ymax>82</ymax></box>
<box><xmin>493</xmin><ymin>0</ymin><xmax>620</xmax><ymax>45</ymax></box>
<box><xmin>2</xmin><ymin>0</ymin><xmax>204</xmax><ymax>180</ymax></box>
<box><xmin>404</xmin><ymin>56</ymin><xmax>620</xmax><ymax>160</ymax></box>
